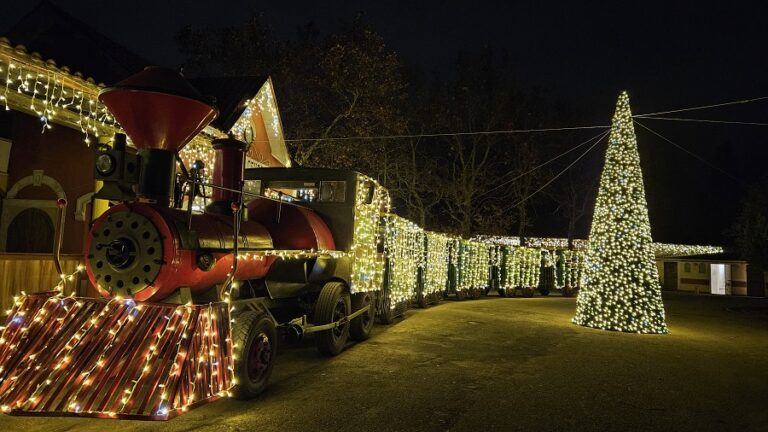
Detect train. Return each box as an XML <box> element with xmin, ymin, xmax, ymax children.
<box><xmin>0</xmin><ymin>67</ymin><xmax>583</xmax><ymax>420</ymax></box>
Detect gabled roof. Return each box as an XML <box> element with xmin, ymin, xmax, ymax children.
<box><xmin>189</xmin><ymin>76</ymin><xmax>268</xmax><ymax>132</ymax></box>
<box><xmin>3</xmin><ymin>0</ymin><xmax>151</xmax><ymax>85</ymax></box>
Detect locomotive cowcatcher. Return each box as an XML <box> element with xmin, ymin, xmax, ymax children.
<box><xmin>0</xmin><ymin>67</ymin><xmax>387</xmax><ymax>420</ymax></box>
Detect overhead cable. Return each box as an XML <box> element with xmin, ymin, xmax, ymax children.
<box><xmin>633</xmin><ymin>120</ymin><xmax>744</xmax><ymax>186</ymax></box>
<box><xmin>478</xmin><ymin>130</ymin><xmax>609</xmax><ymax>198</ymax></box>
<box><xmin>506</xmin><ymin>132</ymin><xmax>607</xmax><ymax>208</ymax></box>
<box><xmin>630</xmin><ymin>116</ymin><xmax>768</xmax><ymax>127</ymax></box>
<box><xmin>281</xmin><ymin>124</ymin><xmax>610</xmax><ymax>143</ymax></box>
<box><xmin>633</xmin><ymin>96</ymin><xmax>768</xmax><ymax>118</ymax></box>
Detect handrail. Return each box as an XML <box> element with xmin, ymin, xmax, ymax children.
<box><xmin>52</xmin><ymin>198</ymin><xmax>68</xmax><ymax>289</ymax></box>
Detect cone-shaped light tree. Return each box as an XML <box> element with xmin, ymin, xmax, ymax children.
<box><xmin>573</xmin><ymin>91</ymin><xmax>668</xmax><ymax>334</ymax></box>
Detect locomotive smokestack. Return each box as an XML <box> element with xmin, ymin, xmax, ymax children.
<box><xmin>99</xmin><ymin>67</ymin><xmax>218</xmax><ymax>204</ymax></box>
<box><xmin>206</xmin><ymin>137</ymin><xmax>248</xmax><ymax>215</ymax></box>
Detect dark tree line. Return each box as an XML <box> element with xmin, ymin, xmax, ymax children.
<box><xmin>177</xmin><ymin>15</ymin><xmax>595</xmax><ymax>238</ymax></box>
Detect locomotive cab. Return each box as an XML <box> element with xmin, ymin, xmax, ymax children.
<box><xmin>240</xmin><ymin>167</ymin><xmax>387</xmax><ymax>317</ymax></box>
<box><xmin>244</xmin><ymin>167</ymin><xmax>378</xmax><ymax>251</ymax></box>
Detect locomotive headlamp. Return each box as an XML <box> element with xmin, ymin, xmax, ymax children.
<box><xmin>191</xmin><ymin>159</ymin><xmax>205</xmax><ymax>171</ymax></box>
<box><xmin>94</xmin><ymin>134</ymin><xmax>140</xmax><ymax>201</ymax></box>
<box><xmin>95</xmin><ymin>153</ymin><xmax>116</xmax><ymax>176</ymax></box>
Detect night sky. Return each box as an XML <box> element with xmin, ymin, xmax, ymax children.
<box><xmin>2</xmin><ymin>0</ymin><xmax>767</xmax><ymax>244</ymax></box>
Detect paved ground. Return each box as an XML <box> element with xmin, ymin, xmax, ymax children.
<box><xmin>2</xmin><ymin>292</ymin><xmax>767</xmax><ymax>432</ymax></box>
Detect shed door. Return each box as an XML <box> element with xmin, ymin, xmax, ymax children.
<box><xmin>711</xmin><ymin>264</ymin><xmax>726</xmax><ymax>295</ymax></box>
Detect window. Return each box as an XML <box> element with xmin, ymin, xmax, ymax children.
<box><xmin>699</xmin><ymin>263</ymin><xmax>706</xmax><ymax>274</ymax></box>
<box><xmin>319</xmin><ymin>181</ymin><xmax>346</xmax><ymax>202</ymax></box>
<box><xmin>243</xmin><ymin>180</ymin><xmax>261</xmax><ymax>199</ymax></box>
<box><xmin>262</xmin><ymin>180</ymin><xmax>347</xmax><ymax>204</ymax></box>
<box><xmin>684</xmin><ymin>263</ymin><xmax>691</xmax><ymax>272</ymax></box>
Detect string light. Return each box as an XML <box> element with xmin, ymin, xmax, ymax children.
<box><xmin>573</xmin><ymin>92</ymin><xmax>668</xmax><ymax>334</ymax></box>
<box><xmin>478</xmin><ymin>235</ymin><xmax>721</xmax><ymax>258</ymax></box>
<box><xmin>653</xmin><ymin>243</ymin><xmax>723</xmax><ymax>257</ymax></box>
<box><xmin>422</xmin><ymin>232</ymin><xmax>451</xmax><ymax>297</ymax></box>
<box><xmin>384</xmin><ymin>215</ymin><xmax>424</xmax><ymax>308</ymax></box>
<box><xmin>455</xmin><ymin>240</ymin><xmax>490</xmax><ymax>293</ymax></box>
<box><xmin>0</xmin><ymin>38</ymin><xmax>224</xmax><ymax>177</ymax></box>
<box><xmin>348</xmin><ymin>175</ymin><xmax>390</xmax><ymax>293</ymax></box>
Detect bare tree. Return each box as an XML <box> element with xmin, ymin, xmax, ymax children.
<box><xmin>387</xmin><ymin>136</ymin><xmax>444</xmax><ymax>227</ymax></box>
<box><xmin>552</xmin><ymin>169</ymin><xmax>596</xmax><ymax>248</ymax></box>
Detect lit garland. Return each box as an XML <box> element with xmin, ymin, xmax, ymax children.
<box><xmin>0</xmin><ymin>40</ymin><xmax>117</xmax><ymax>142</ymax></box>
<box><xmin>348</xmin><ymin>175</ymin><xmax>390</xmax><ymax>293</ymax></box>
<box><xmin>0</xmin><ymin>37</ymin><xmax>233</xmax><ymax>196</ymax></box>
<box><xmin>573</xmin><ymin>92</ymin><xmax>668</xmax><ymax>334</ymax></box>
<box><xmin>235</xmin><ymin>249</ymin><xmax>346</xmax><ymax>261</ymax></box>
<box><xmin>476</xmin><ymin>235</ymin><xmax>589</xmax><ymax>250</ymax></box>
<box><xmin>478</xmin><ymin>235</ymin><xmax>721</xmax><ymax>258</ymax></box>
<box><xmin>653</xmin><ymin>243</ymin><xmax>723</xmax><ymax>257</ymax></box>
<box><xmin>384</xmin><ymin>214</ymin><xmax>424</xmax><ymax>307</ymax></box>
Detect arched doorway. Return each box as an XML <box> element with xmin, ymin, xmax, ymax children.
<box><xmin>0</xmin><ymin>170</ymin><xmax>67</xmax><ymax>252</ymax></box>
<box><xmin>6</xmin><ymin>208</ymin><xmax>54</xmax><ymax>252</ymax></box>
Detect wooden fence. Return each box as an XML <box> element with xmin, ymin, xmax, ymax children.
<box><xmin>0</xmin><ymin>253</ymin><xmax>86</xmax><ymax>313</ymax></box>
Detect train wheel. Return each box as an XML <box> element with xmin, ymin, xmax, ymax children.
<box><xmin>563</xmin><ymin>287</ymin><xmax>575</xmax><ymax>297</ymax></box>
<box><xmin>231</xmin><ymin>312</ymin><xmax>276</xmax><ymax>399</ymax></box>
<box><xmin>498</xmin><ymin>288</ymin><xmax>507</xmax><ymax>297</ymax></box>
<box><xmin>539</xmin><ymin>288</ymin><xmax>550</xmax><ymax>296</ymax></box>
<box><xmin>314</xmin><ymin>282</ymin><xmax>351</xmax><ymax>356</ymax></box>
<box><xmin>522</xmin><ymin>287</ymin><xmax>535</xmax><ymax>298</ymax></box>
<box><xmin>456</xmin><ymin>289</ymin><xmax>467</xmax><ymax>301</ymax></box>
<box><xmin>350</xmin><ymin>291</ymin><xmax>375</xmax><ymax>341</ymax></box>
<box><xmin>473</xmin><ymin>288</ymin><xmax>482</xmax><ymax>299</ymax></box>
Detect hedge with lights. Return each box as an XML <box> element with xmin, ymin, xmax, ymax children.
<box><xmin>573</xmin><ymin>92</ymin><xmax>668</xmax><ymax>334</ymax></box>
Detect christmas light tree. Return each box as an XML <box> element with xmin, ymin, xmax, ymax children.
<box><xmin>573</xmin><ymin>91</ymin><xmax>668</xmax><ymax>334</ymax></box>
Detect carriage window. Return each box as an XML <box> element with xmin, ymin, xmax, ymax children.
<box><xmin>262</xmin><ymin>180</ymin><xmax>346</xmax><ymax>203</ymax></box>
<box><xmin>264</xmin><ymin>181</ymin><xmax>318</xmax><ymax>203</ymax></box>
<box><xmin>243</xmin><ymin>180</ymin><xmax>261</xmax><ymax>199</ymax></box>
<box><xmin>319</xmin><ymin>181</ymin><xmax>346</xmax><ymax>202</ymax></box>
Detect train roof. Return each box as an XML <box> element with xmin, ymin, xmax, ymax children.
<box><xmin>244</xmin><ymin>166</ymin><xmax>371</xmax><ymax>182</ymax></box>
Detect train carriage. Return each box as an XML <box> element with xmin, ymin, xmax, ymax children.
<box><xmin>416</xmin><ymin>231</ymin><xmax>452</xmax><ymax>307</ymax></box>
<box><xmin>499</xmin><ymin>245</ymin><xmax>542</xmax><ymax>297</ymax></box>
<box><xmin>379</xmin><ymin>214</ymin><xmax>424</xmax><ymax>322</ymax></box>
